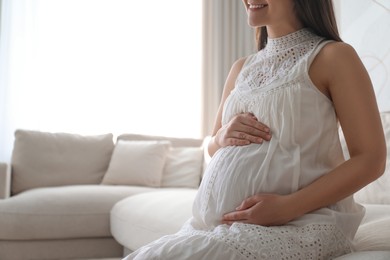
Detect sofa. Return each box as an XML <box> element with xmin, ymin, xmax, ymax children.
<box><xmin>0</xmin><ymin>130</ymin><xmax>205</xmax><ymax>260</ymax></box>
<box><xmin>1</xmin><ymin>112</ymin><xmax>390</xmax><ymax>260</ymax></box>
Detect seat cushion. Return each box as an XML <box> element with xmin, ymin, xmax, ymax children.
<box><xmin>353</xmin><ymin>204</ymin><xmax>390</xmax><ymax>252</ymax></box>
<box><xmin>111</xmin><ymin>188</ymin><xmax>197</xmax><ymax>251</ymax></box>
<box><xmin>0</xmin><ymin>185</ymin><xmax>156</xmax><ymax>240</ymax></box>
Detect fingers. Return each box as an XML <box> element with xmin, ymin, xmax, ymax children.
<box><xmin>222</xmin><ymin>196</ymin><xmax>261</xmax><ymax>224</ymax></box>
<box><xmin>222</xmin><ymin>210</ymin><xmax>249</xmax><ymax>224</ymax></box>
<box><xmin>234</xmin><ymin>125</ymin><xmax>271</xmax><ymax>143</ymax></box>
<box><xmin>230</xmin><ymin>113</ymin><xmax>272</xmax><ymax>143</ymax></box>
<box><xmin>235</xmin><ymin>195</ymin><xmax>260</xmax><ymax>211</ymax></box>
<box><xmin>215</xmin><ymin>112</ymin><xmax>272</xmax><ymax>148</ymax></box>
<box><xmin>239</xmin><ymin>113</ymin><xmax>270</xmax><ymax>132</ymax></box>
<box><xmin>221</xmin><ymin>194</ymin><xmax>266</xmax><ymax>225</ymax></box>
<box><xmin>225</xmin><ymin>137</ymin><xmax>251</xmax><ymax>146</ymax></box>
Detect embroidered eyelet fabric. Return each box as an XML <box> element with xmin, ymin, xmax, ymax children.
<box><xmin>125</xmin><ymin>29</ymin><xmax>365</xmax><ymax>260</ymax></box>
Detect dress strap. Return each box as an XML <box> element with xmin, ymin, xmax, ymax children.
<box><xmin>307</xmin><ymin>39</ymin><xmax>335</xmax><ymax>68</ymax></box>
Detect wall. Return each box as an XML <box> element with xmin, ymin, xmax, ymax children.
<box><xmin>337</xmin><ymin>0</ymin><xmax>390</xmax><ymax>112</ymax></box>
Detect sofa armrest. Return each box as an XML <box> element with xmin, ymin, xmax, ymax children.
<box><xmin>0</xmin><ymin>163</ymin><xmax>11</xmax><ymax>199</ymax></box>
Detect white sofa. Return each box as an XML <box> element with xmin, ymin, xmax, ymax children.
<box><xmin>0</xmin><ymin>130</ymin><xmax>204</xmax><ymax>260</ymax></box>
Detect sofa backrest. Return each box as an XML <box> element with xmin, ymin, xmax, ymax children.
<box><xmin>117</xmin><ymin>133</ymin><xmax>203</xmax><ymax>148</ymax></box>
<box><xmin>11</xmin><ymin>130</ymin><xmax>115</xmax><ymax>195</ymax></box>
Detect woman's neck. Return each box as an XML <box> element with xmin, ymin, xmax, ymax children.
<box><xmin>266</xmin><ymin>20</ymin><xmax>304</xmax><ymax>39</ymax></box>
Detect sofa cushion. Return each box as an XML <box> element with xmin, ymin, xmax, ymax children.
<box><xmin>101</xmin><ymin>140</ymin><xmax>171</xmax><ymax>187</ymax></box>
<box><xmin>110</xmin><ymin>188</ymin><xmax>197</xmax><ymax>251</ymax></box>
<box><xmin>0</xmin><ymin>238</ymin><xmax>123</xmax><ymax>260</ymax></box>
<box><xmin>161</xmin><ymin>147</ymin><xmax>204</xmax><ymax>188</ymax></box>
<box><xmin>353</xmin><ymin>204</ymin><xmax>390</xmax><ymax>252</ymax></box>
<box><xmin>11</xmin><ymin>130</ymin><xmax>115</xmax><ymax>195</ymax></box>
<box><xmin>0</xmin><ymin>185</ymin><xmax>156</xmax><ymax>240</ymax></box>
<box><xmin>340</xmin><ymin>112</ymin><xmax>390</xmax><ymax>204</ymax></box>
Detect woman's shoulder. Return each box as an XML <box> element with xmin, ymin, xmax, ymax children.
<box><xmin>231</xmin><ymin>56</ymin><xmax>250</xmax><ymax>72</ymax></box>
<box><xmin>226</xmin><ymin>56</ymin><xmax>251</xmax><ymax>83</ymax></box>
<box><xmin>313</xmin><ymin>41</ymin><xmax>363</xmax><ymax>79</ymax></box>
<box><xmin>309</xmin><ymin>41</ymin><xmax>363</xmax><ymax>98</ymax></box>
<box><xmin>318</xmin><ymin>41</ymin><xmax>359</xmax><ymax>64</ymax></box>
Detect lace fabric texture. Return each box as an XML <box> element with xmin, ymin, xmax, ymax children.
<box><xmin>125</xmin><ymin>28</ymin><xmax>364</xmax><ymax>260</ymax></box>
<box><xmin>237</xmin><ymin>29</ymin><xmax>322</xmax><ymax>92</ymax></box>
<box><xmin>127</xmin><ymin>222</ymin><xmax>351</xmax><ymax>260</ymax></box>
<box><xmin>185</xmin><ymin>223</ymin><xmax>351</xmax><ymax>260</ymax></box>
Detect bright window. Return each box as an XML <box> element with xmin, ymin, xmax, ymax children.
<box><xmin>1</xmin><ymin>0</ymin><xmax>202</xmax><ymax>144</ymax></box>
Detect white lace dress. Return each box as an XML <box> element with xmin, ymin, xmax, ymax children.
<box><xmin>124</xmin><ymin>29</ymin><xmax>364</xmax><ymax>260</ymax></box>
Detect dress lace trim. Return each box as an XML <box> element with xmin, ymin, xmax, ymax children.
<box><xmin>181</xmin><ymin>223</ymin><xmax>351</xmax><ymax>260</ymax></box>
<box><xmin>236</xmin><ymin>28</ymin><xmax>323</xmax><ymax>91</ymax></box>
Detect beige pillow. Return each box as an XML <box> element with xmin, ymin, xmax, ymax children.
<box><xmin>11</xmin><ymin>130</ymin><xmax>114</xmax><ymax>195</ymax></box>
<box><xmin>102</xmin><ymin>140</ymin><xmax>171</xmax><ymax>187</ymax></box>
<box><xmin>340</xmin><ymin>112</ymin><xmax>390</xmax><ymax>204</ymax></box>
<box><xmin>161</xmin><ymin>147</ymin><xmax>203</xmax><ymax>188</ymax></box>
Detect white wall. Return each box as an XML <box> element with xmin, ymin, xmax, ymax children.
<box><xmin>336</xmin><ymin>0</ymin><xmax>390</xmax><ymax>112</ymax></box>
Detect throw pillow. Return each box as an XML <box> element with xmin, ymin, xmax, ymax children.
<box><xmin>11</xmin><ymin>130</ymin><xmax>114</xmax><ymax>195</ymax></box>
<box><xmin>161</xmin><ymin>147</ymin><xmax>204</xmax><ymax>188</ymax></box>
<box><xmin>102</xmin><ymin>140</ymin><xmax>171</xmax><ymax>187</ymax></box>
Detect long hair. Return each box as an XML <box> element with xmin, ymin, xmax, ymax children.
<box><xmin>256</xmin><ymin>0</ymin><xmax>342</xmax><ymax>51</ymax></box>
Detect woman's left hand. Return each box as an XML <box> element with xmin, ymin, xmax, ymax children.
<box><xmin>221</xmin><ymin>193</ymin><xmax>298</xmax><ymax>226</ymax></box>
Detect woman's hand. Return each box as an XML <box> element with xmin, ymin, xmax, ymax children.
<box><xmin>221</xmin><ymin>193</ymin><xmax>298</xmax><ymax>226</ymax></box>
<box><xmin>214</xmin><ymin>113</ymin><xmax>271</xmax><ymax>148</ymax></box>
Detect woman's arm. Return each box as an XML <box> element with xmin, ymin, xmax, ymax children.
<box><xmin>290</xmin><ymin>42</ymin><xmax>386</xmax><ymax>218</ymax></box>
<box><xmin>208</xmin><ymin>57</ymin><xmax>271</xmax><ymax>157</ymax></box>
<box><xmin>223</xmin><ymin>42</ymin><xmax>386</xmax><ymax>226</ymax></box>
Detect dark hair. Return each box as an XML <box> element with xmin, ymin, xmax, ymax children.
<box><xmin>256</xmin><ymin>0</ymin><xmax>342</xmax><ymax>50</ymax></box>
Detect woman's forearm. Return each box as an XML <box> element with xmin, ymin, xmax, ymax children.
<box><xmin>290</xmin><ymin>152</ymin><xmax>386</xmax><ymax>218</ymax></box>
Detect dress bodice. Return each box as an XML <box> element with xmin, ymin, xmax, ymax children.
<box><xmin>235</xmin><ymin>28</ymin><xmax>322</xmax><ymax>92</ymax></box>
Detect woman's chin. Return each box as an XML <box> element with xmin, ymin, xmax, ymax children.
<box><xmin>247</xmin><ymin>18</ymin><xmax>266</xmax><ymax>28</ymax></box>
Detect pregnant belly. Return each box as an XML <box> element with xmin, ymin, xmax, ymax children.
<box><xmin>192</xmin><ymin>143</ymin><xmax>270</xmax><ymax>227</ymax></box>
<box><xmin>192</xmin><ymin>140</ymin><xmax>301</xmax><ymax>228</ymax></box>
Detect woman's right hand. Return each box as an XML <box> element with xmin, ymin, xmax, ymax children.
<box><xmin>214</xmin><ymin>112</ymin><xmax>272</xmax><ymax>148</ymax></box>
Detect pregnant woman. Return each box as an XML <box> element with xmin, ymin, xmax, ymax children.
<box><xmin>124</xmin><ymin>0</ymin><xmax>386</xmax><ymax>259</ymax></box>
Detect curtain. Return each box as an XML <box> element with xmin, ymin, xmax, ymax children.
<box><xmin>0</xmin><ymin>0</ymin><xmax>28</xmax><ymax>162</ymax></box>
<box><xmin>0</xmin><ymin>0</ymin><xmax>202</xmax><ymax>162</ymax></box>
<box><xmin>202</xmin><ymin>0</ymin><xmax>256</xmax><ymax>136</ymax></box>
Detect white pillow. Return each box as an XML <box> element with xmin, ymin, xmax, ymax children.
<box><xmin>161</xmin><ymin>147</ymin><xmax>203</xmax><ymax>188</ymax></box>
<box><xmin>340</xmin><ymin>112</ymin><xmax>390</xmax><ymax>204</ymax></box>
<box><xmin>102</xmin><ymin>140</ymin><xmax>171</xmax><ymax>187</ymax></box>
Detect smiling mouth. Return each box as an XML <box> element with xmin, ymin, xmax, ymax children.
<box><xmin>249</xmin><ymin>4</ymin><xmax>268</xmax><ymax>9</ymax></box>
